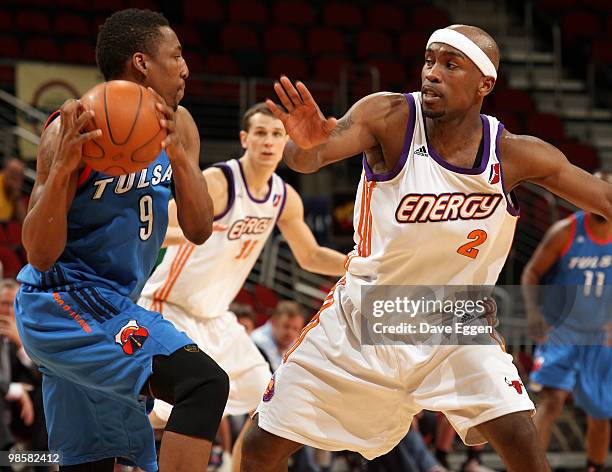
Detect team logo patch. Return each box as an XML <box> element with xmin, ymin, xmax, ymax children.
<box><xmin>262</xmin><ymin>374</ymin><xmax>276</xmax><ymax>402</ymax></box>
<box><xmin>272</xmin><ymin>194</ymin><xmax>281</xmax><ymax>207</ymax></box>
<box><xmin>488</xmin><ymin>163</ymin><xmax>500</xmax><ymax>184</ymax></box>
<box><xmin>505</xmin><ymin>377</ymin><xmax>524</xmax><ymax>394</ymax></box>
<box><xmin>115</xmin><ymin>320</ymin><xmax>149</xmax><ymax>355</ymax></box>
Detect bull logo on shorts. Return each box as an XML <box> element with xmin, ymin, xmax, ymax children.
<box><xmin>115</xmin><ymin>320</ymin><xmax>149</xmax><ymax>355</ymax></box>
<box><xmin>262</xmin><ymin>374</ymin><xmax>275</xmax><ymax>402</ymax></box>
<box><xmin>504</xmin><ymin>377</ymin><xmax>524</xmax><ymax>394</ymax></box>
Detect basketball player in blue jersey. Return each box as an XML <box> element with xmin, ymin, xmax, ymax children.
<box><xmin>522</xmin><ymin>171</ymin><xmax>612</xmax><ymax>472</ymax></box>
<box><xmin>240</xmin><ymin>25</ymin><xmax>612</xmax><ymax>472</ymax></box>
<box><xmin>14</xmin><ymin>9</ymin><xmax>229</xmax><ymax>472</ymax></box>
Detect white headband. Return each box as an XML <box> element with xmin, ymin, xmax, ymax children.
<box><xmin>426</xmin><ymin>28</ymin><xmax>497</xmax><ymax>79</ymax></box>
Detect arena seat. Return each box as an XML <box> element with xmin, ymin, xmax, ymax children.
<box><xmin>322</xmin><ymin>2</ymin><xmax>363</xmax><ymax>30</ymax></box>
<box><xmin>63</xmin><ymin>40</ymin><xmax>96</xmax><ymax>64</ymax></box>
<box><xmin>172</xmin><ymin>25</ymin><xmax>200</xmax><ymax>49</ymax></box>
<box><xmin>254</xmin><ymin>284</ymin><xmax>279</xmax><ymax>316</ymax></box>
<box><xmin>591</xmin><ymin>39</ymin><xmax>612</xmax><ymax>64</ymax></box>
<box><xmin>24</xmin><ymin>38</ymin><xmax>62</xmax><ymax>62</ymax></box>
<box><xmin>181</xmin><ymin>51</ymin><xmax>205</xmax><ymax>73</ymax></box>
<box><xmin>367</xmin><ymin>57</ymin><xmax>407</xmax><ymax>90</ymax></box>
<box><xmin>0</xmin><ymin>247</ymin><xmax>23</xmax><ymax>278</ymax></box>
<box><xmin>16</xmin><ymin>10</ymin><xmax>50</xmax><ymax>33</ymax></box>
<box><xmin>221</xmin><ymin>25</ymin><xmax>260</xmax><ymax>52</ymax></box>
<box><xmin>0</xmin><ymin>10</ymin><xmax>13</xmax><ymax>31</ymax></box>
<box><xmin>407</xmin><ymin>5</ymin><xmax>450</xmax><ymax>33</ymax></box>
<box><xmin>313</xmin><ymin>55</ymin><xmax>350</xmax><ymax>82</ymax></box>
<box><xmin>526</xmin><ymin>112</ymin><xmax>565</xmax><ymax>144</ymax></box>
<box><xmin>229</xmin><ymin>0</ymin><xmax>269</xmax><ymax>25</ymax></box>
<box><xmin>267</xmin><ymin>55</ymin><xmax>309</xmax><ymax>80</ymax></box>
<box><xmin>6</xmin><ymin>222</ymin><xmax>22</xmax><ymax>246</ymax></box>
<box><xmin>93</xmin><ymin>0</ymin><xmax>124</xmax><ymax>13</ymax></box>
<box><xmin>562</xmin><ymin>10</ymin><xmax>601</xmax><ymax>45</ymax></box>
<box><xmin>356</xmin><ymin>30</ymin><xmax>394</xmax><ymax>60</ymax></box>
<box><xmin>273</xmin><ymin>0</ymin><xmax>313</xmax><ymax>27</ymax></box>
<box><xmin>307</xmin><ymin>27</ymin><xmax>345</xmax><ymax>56</ymax></box>
<box><xmin>234</xmin><ymin>287</ymin><xmax>254</xmax><ymax>306</ymax></box>
<box><xmin>367</xmin><ymin>3</ymin><xmax>407</xmax><ymax>32</ymax></box>
<box><xmin>264</xmin><ymin>25</ymin><xmax>303</xmax><ymax>54</ymax></box>
<box><xmin>0</xmin><ymin>36</ymin><xmax>21</xmax><ymax>59</ymax></box>
<box><xmin>184</xmin><ymin>1</ymin><xmax>224</xmax><ymax>24</ymax></box>
<box><xmin>398</xmin><ymin>31</ymin><xmax>428</xmax><ymax>60</ymax></box>
<box><xmin>557</xmin><ymin>141</ymin><xmax>600</xmax><ymax>172</ymax></box>
<box><xmin>492</xmin><ymin>88</ymin><xmax>535</xmax><ymax>114</ymax></box>
<box><xmin>55</xmin><ymin>14</ymin><xmax>91</xmax><ymax>37</ymax></box>
<box><xmin>204</xmin><ymin>53</ymin><xmax>239</xmax><ymax>75</ymax></box>
<box><xmin>495</xmin><ymin>111</ymin><xmax>524</xmax><ymax>135</ymax></box>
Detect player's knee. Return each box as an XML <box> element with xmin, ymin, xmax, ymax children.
<box><xmin>539</xmin><ymin>388</ymin><xmax>567</xmax><ymax>417</ymax></box>
<box><xmin>151</xmin><ymin>345</ymin><xmax>229</xmax><ymax>441</ymax></box>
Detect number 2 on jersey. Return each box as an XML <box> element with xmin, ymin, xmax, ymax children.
<box><xmin>139</xmin><ymin>195</ymin><xmax>154</xmax><ymax>241</ymax></box>
<box><xmin>236</xmin><ymin>239</ymin><xmax>257</xmax><ymax>260</ymax></box>
<box><xmin>457</xmin><ymin>229</ymin><xmax>488</xmax><ymax>259</ymax></box>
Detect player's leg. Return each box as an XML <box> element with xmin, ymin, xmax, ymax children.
<box><xmin>474</xmin><ymin>411</ymin><xmax>550</xmax><ymax>472</ymax></box>
<box><xmin>586</xmin><ymin>416</ymin><xmax>610</xmax><ymax>471</ymax></box>
<box><xmin>531</xmin><ymin>387</ymin><xmax>569</xmax><ymax>449</ymax></box>
<box><xmin>144</xmin><ymin>344</ymin><xmax>229</xmax><ymax>471</ymax></box>
<box><xmin>231</xmin><ymin>415</ymin><xmax>251</xmax><ymax>472</ymax></box>
<box><xmin>241</xmin><ymin>413</ymin><xmax>303</xmax><ymax>472</ymax></box>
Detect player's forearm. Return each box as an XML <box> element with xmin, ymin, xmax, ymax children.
<box><xmin>22</xmin><ymin>170</ymin><xmax>74</xmax><ymax>271</ymax></box>
<box><xmin>520</xmin><ymin>267</ymin><xmax>541</xmax><ymax>313</ymax></box>
<box><xmin>171</xmin><ymin>158</ymin><xmax>213</xmax><ymax>245</ymax></box>
<box><xmin>299</xmin><ymin>247</ymin><xmax>346</xmax><ymax>276</ymax></box>
<box><xmin>283</xmin><ymin>140</ymin><xmax>325</xmax><ymax>174</ymax></box>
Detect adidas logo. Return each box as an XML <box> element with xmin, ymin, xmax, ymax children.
<box><xmin>414</xmin><ymin>145</ymin><xmax>428</xmax><ymax>157</ymax></box>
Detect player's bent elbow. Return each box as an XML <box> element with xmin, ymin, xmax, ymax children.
<box><xmin>184</xmin><ymin>225</ymin><xmax>212</xmax><ymax>246</ymax></box>
<box><xmin>27</xmin><ymin>253</ymin><xmax>57</xmax><ymax>273</ymax></box>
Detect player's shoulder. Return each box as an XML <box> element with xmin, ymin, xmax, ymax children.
<box><xmin>545</xmin><ymin>214</ymin><xmax>577</xmax><ymax>243</ymax></box>
<box><xmin>354</xmin><ymin>91</ymin><xmax>408</xmax><ymax>113</ymax></box>
<box><xmin>497</xmin><ymin>128</ymin><xmax>559</xmax><ymax>158</ymax></box>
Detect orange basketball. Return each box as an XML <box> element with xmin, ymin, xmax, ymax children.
<box><xmin>81</xmin><ymin>80</ymin><xmax>166</xmax><ymax>176</ymax></box>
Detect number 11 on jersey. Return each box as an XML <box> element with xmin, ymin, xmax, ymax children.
<box><xmin>236</xmin><ymin>240</ymin><xmax>258</xmax><ymax>260</ymax></box>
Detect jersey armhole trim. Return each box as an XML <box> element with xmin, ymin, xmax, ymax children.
<box><xmin>495</xmin><ymin>123</ymin><xmax>521</xmax><ymax>217</ymax></box>
<box><xmin>363</xmin><ymin>92</ymin><xmax>416</xmax><ymax>182</ymax></box>
<box><xmin>275</xmin><ymin>181</ymin><xmax>288</xmax><ymax>224</ymax></box>
<box><xmin>213</xmin><ymin>164</ymin><xmax>235</xmax><ymax>221</ymax></box>
<box><xmin>584</xmin><ymin>212</ymin><xmax>612</xmax><ymax>245</ymax></box>
<box><xmin>559</xmin><ymin>214</ymin><xmax>577</xmax><ymax>257</ymax></box>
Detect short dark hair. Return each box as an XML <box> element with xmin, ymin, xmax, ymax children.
<box><xmin>272</xmin><ymin>301</ymin><xmax>304</xmax><ymax>320</ymax></box>
<box><xmin>242</xmin><ymin>102</ymin><xmax>286</xmax><ymax>132</ymax></box>
<box><xmin>96</xmin><ymin>8</ymin><xmax>169</xmax><ymax>81</ymax></box>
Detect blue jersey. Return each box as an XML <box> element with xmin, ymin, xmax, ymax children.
<box><xmin>18</xmin><ymin>150</ymin><xmax>172</xmax><ymax>301</ymax></box>
<box><xmin>542</xmin><ymin>211</ymin><xmax>612</xmax><ymax>333</ymax></box>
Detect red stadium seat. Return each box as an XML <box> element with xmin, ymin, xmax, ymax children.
<box><xmin>204</xmin><ymin>53</ymin><xmax>239</xmax><ymax>75</ymax></box>
<box><xmin>55</xmin><ymin>13</ymin><xmax>91</xmax><ymax>37</ymax></box>
<box><xmin>253</xmin><ymin>284</ymin><xmax>278</xmax><ymax>316</ymax></box>
<box><xmin>526</xmin><ymin>112</ymin><xmax>565</xmax><ymax>144</ymax></box>
<box><xmin>536</xmin><ymin>0</ymin><xmax>577</xmax><ymax>11</ymax></box>
<box><xmin>408</xmin><ymin>6</ymin><xmax>450</xmax><ymax>33</ymax></box>
<box><xmin>367</xmin><ymin>57</ymin><xmax>407</xmax><ymax>90</ymax></box>
<box><xmin>314</xmin><ymin>55</ymin><xmax>349</xmax><ymax>82</ymax></box>
<box><xmin>184</xmin><ymin>1</ymin><xmax>224</xmax><ymax>24</ymax></box>
<box><xmin>0</xmin><ymin>247</ymin><xmax>23</xmax><ymax>278</ymax></box>
<box><xmin>24</xmin><ymin>38</ymin><xmax>62</xmax><ymax>62</ymax></box>
<box><xmin>562</xmin><ymin>10</ymin><xmax>601</xmax><ymax>45</ymax></box>
<box><xmin>221</xmin><ymin>25</ymin><xmax>260</xmax><ymax>52</ymax></box>
<box><xmin>398</xmin><ymin>31</ymin><xmax>428</xmax><ymax>60</ymax></box>
<box><xmin>6</xmin><ymin>222</ymin><xmax>22</xmax><ymax>246</ymax></box>
<box><xmin>229</xmin><ymin>0</ymin><xmax>269</xmax><ymax>25</ymax></box>
<box><xmin>125</xmin><ymin>0</ymin><xmax>159</xmax><ymax>9</ymax></box>
<box><xmin>367</xmin><ymin>3</ymin><xmax>407</xmax><ymax>32</ymax></box>
<box><xmin>323</xmin><ymin>2</ymin><xmax>363</xmax><ymax>30</ymax></box>
<box><xmin>273</xmin><ymin>0</ymin><xmax>313</xmax><ymax>27</ymax></box>
<box><xmin>0</xmin><ymin>10</ymin><xmax>12</xmax><ymax>31</ymax></box>
<box><xmin>557</xmin><ymin>141</ymin><xmax>600</xmax><ymax>172</ymax></box>
<box><xmin>63</xmin><ymin>40</ymin><xmax>96</xmax><ymax>64</ymax></box>
<box><xmin>267</xmin><ymin>55</ymin><xmax>309</xmax><ymax>80</ymax></box>
<box><xmin>307</xmin><ymin>27</ymin><xmax>345</xmax><ymax>56</ymax></box>
<box><xmin>234</xmin><ymin>288</ymin><xmax>254</xmax><ymax>306</ymax></box>
<box><xmin>492</xmin><ymin>88</ymin><xmax>534</xmax><ymax>114</ymax></box>
<box><xmin>0</xmin><ymin>36</ymin><xmax>20</xmax><ymax>59</ymax></box>
<box><xmin>356</xmin><ymin>30</ymin><xmax>394</xmax><ymax>59</ymax></box>
<box><xmin>495</xmin><ymin>111</ymin><xmax>524</xmax><ymax>135</ymax></box>
<box><xmin>591</xmin><ymin>39</ymin><xmax>612</xmax><ymax>64</ymax></box>
<box><xmin>93</xmin><ymin>0</ymin><xmax>124</xmax><ymax>12</ymax></box>
<box><xmin>265</xmin><ymin>25</ymin><xmax>303</xmax><ymax>54</ymax></box>
<box><xmin>181</xmin><ymin>51</ymin><xmax>205</xmax><ymax>73</ymax></box>
<box><xmin>58</xmin><ymin>0</ymin><xmax>91</xmax><ymax>8</ymax></box>
<box><xmin>16</xmin><ymin>10</ymin><xmax>50</xmax><ymax>33</ymax></box>
<box><xmin>173</xmin><ymin>25</ymin><xmax>200</xmax><ymax>49</ymax></box>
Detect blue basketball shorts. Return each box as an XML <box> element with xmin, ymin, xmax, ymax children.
<box><xmin>530</xmin><ymin>343</ymin><xmax>612</xmax><ymax>419</ymax></box>
<box><xmin>14</xmin><ymin>284</ymin><xmax>194</xmax><ymax>470</ymax></box>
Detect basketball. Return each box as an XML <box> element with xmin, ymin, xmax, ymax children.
<box><xmin>80</xmin><ymin>80</ymin><xmax>166</xmax><ymax>176</ymax></box>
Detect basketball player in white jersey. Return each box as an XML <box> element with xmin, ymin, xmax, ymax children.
<box><xmin>139</xmin><ymin>102</ymin><xmax>345</xmax><ymax>468</ymax></box>
<box><xmin>240</xmin><ymin>25</ymin><xmax>612</xmax><ymax>472</ymax></box>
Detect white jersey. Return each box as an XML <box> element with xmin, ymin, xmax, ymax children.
<box><xmin>140</xmin><ymin>159</ymin><xmax>287</xmax><ymax>319</ymax></box>
<box><xmin>344</xmin><ymin>92</ymin><xmax>519</xmax><ymax>306</ymax></box>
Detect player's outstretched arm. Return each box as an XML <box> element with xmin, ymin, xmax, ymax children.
<box><xmin>22</xmin><ymin>100</ymin><xmax>100</xmax><ymax>271</ymax></box>
<box><xmin>500</xmin><ymin>132</ymin><xmax>612</xmax><ymax>220</ymax></box>
<box><xmin>277</xmin><ymin>185</ymin><xmax>345</xmax><ymax>276</ymax></box>
<box><xmin>267</xmin><ymin>76</ymin><xmax>385</xmax><ymax>174</ymax></box>
<box><xmin>520</xmin><ymin>218</ymin><xmax>573</xmax><ymax>342</ymax></box>
<box><xmin>150</xmin><ymin>89</ymin><xmax>213</xmax><ymax>245</ymax></box>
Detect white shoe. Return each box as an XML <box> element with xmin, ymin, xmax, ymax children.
<box><xmin>461</xmin><ymin>458</ymin><xmax>496</xmax><ymax>472</ymax></box>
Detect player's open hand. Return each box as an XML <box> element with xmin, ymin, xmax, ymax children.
<box><xmin>53</xmin><ymin>99</ymin><xmax>100</xmax><ymax>176</ymax></box>
<box><xmin>527</xmin><ymin>308</ymin><xmax>549</xmax><ymax>343</ymax></box>
<box><xmin>267</xmin><ymin>76</ymin><xmax>338</xmax><ymax>150</ymax></box>
<box><xmin>148</xmin><ymin>87</ymin><xmax>184</xmax><ymax>161</ymax></box>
